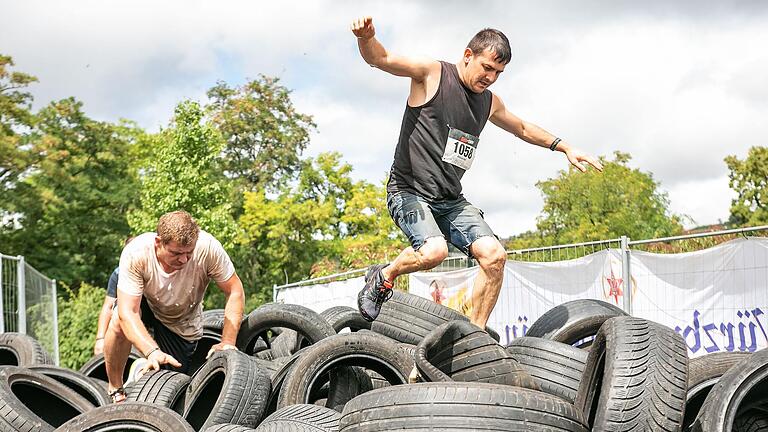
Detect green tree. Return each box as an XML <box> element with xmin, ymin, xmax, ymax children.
<box><xmin>0</xmin><ymin>54</ymin><xmax>37</xmax><ymax>188</ymax></box>
<box><xmin>314</xmin><ymin>178</ymin><xmax>403</xmax><ymax>275</ymax></box>
<box><xmin>726</xmin><ymin>146</ymin><xmax>768</xmax><ymax>226</ymax></box>
<box><xmin>0</xmin><ymin>98</ymin><xmax>140</xmax><ymax>287</ymax></box>
<box><xmin>56</xmin><ymin>283</ymin><xmax>106</xmax><ymax>369</ymax></box>
<box><xmin>128</xmin><ymin>101</ymin><xmax>236</xmax><ymax>247</ymax></box>
<box><xmin>206</xmin><ymin>76</ymin><xmax>315</xmax><ymax>195</ymax></box>
<box><xmin>232</xmin><ymin>152</ymin><xmax>400</xmax><ymax>306</ymax></box>
<box><xmin>509</xmin><ymin>152</ymin><xmax>683</xmax><ymax>249</ymax></box>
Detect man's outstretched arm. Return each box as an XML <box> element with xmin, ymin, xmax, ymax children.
<box><xmin>489</xmin><ymin>93</ymin><xmax>603</xmax><ymax>172</ymax></box>
<box><xmin>351</xmin><ymin>16</ymin><xmax>438</xmax><ymax>82</ymax></box>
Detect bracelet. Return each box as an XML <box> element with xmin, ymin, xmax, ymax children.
<box><xmin>95</xmin><ymin>337</ymin><xmax>104</xmax><ymax>341</ymax></box>
<box><xmin>144</xmin><ymin>347</ymin><xmax>160</xmax><ymax>358</ymax></box>
<box><xmin>549</xmin><ymin>137</ymin><xmax>562</xmax><ymax>151</ymax></box>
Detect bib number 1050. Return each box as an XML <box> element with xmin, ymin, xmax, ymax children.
<box><xmin>454</xmin><ymin>141</ymin><xmax>474</xmax><ymax>159</ymax></box>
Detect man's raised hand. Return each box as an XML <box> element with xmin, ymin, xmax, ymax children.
<box><xmin>351</xmin><ymin>16</ymin><xmax>375</xmax><ymax>40</ymax></box>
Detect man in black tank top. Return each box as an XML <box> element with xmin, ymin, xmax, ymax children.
<box><xmin>351</xmin><ymin>16</ymin><xmax>603</xmax><ymax>328</ymax></box>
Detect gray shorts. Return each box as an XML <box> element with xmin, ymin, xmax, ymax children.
<box><xmin>386</xmin><ymin>190</ymin><xmax>496</xmax><ymax>257</ymax></box>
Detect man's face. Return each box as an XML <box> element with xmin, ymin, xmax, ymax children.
<box><xmin>463</xmin><ymin>48</ymin><xmax>506</xmax><ymax>93</ymax></box>
<box><xmin>155</xmin><ymin>238</ymin><xmax>196</xmax><ymax>271</ymax></box>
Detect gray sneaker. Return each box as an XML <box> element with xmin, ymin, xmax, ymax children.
<box><xmin>357</xmin><ymin>264</ymin><xmax>393</xmax><ymax>322</ymax></box>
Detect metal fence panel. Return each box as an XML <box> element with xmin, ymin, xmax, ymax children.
<box><xmin>1</xmin><ymin>255</ymin><xmax>20</xmax><ymax>333</ymax></box>
<box><xmin>23</xmin><ymin>263</ymin><xmax>58</xmax><ymax>363</ymax></box>
<box><xmin>0</xmin><ymin>253</ymin><xmax>59</xmax><ymax>365</ymax></box>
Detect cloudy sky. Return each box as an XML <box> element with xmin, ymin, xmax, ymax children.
<box><xmin>3</xmin><ymin>1</ymin><xmax>767</xmax><ymax>238</ymax></box>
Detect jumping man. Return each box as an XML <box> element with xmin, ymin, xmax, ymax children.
<box><xmin>351</xmin><ymin>16</ymin><xmax>603</xmax><ymax>328</ymax></box>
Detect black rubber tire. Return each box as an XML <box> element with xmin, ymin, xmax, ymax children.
<box><xmin>236</xmin><ymin>303</ymin><xmax>336</xmax><ymax>354</ymax></box>
<box><xmin>0</xmin><ymin>366</ymin><xmax>95</xmax><ymax>432</ymax></box>
<box><xmin>526</xmin><ymin>299</ymin><xmax>628</xmax><ymax>346</ymax></box>
<box><xmin>251</xmin><ymin>358</ymin><xmax>282</xmax><ymax>379</ymax></box>
<box><xmin>54</xmin><ymin>401</ymin><xmax>194</xmax><ymax>431</ymax></box>
<box><xmin>339</xmin><ymin>382</ymin><xmax>588</xmax><ymax>431</ymax></box>
<box><xmin>203</xmin><ymin>425</ymin><xmax>256</xmax><ymax>432</ymax></box>
<box><xmin>370</xmin><ymin>290</ymin><xmax>473</xmax><ymax>345</ymax></box>
<box><xmin>183</xmin><ymin>349</ymin><xmax>272</xmax><ymax>430</ymax></box>
<box><xmin>320</xmin><ymin>306</ymin><xmax>371</xmax><ymax>333</ymax></box>
<box><xmin>125</xmin><ymin>370</ymin><xmax>191</xmax><ymax>414</ymax></box>
<box><xmin>0</xmin><ymin>332</ymin><xmax>54</xmax><ymax>366</ymax></box>
<box><xmin>202</xmin><ymin>308</ymin><xmax>227</xmax><ymax>331</ymax></box>
<box><xmin>277</xmin><ymin>332</ymin><xmax>414</xmax><ymax>409</ymax></box>
<box><xmin>79</xmin><ymin>349</ymin><xmax>142</xmax><ymax>382</ymax></box>
<box><xmin>29</xmin><ymin>365</ymin><xmax>111</xmax><ymax>407</ymax></box>
<box><xmin>365</xmin><ymin>370</ymin><xmax>391</xmax><ymax>390</ymax></box>
<box><xmin>264</xmin><ymin>347</ymin><xmax>310</xmax><ymax>418</ymax></box>
<box><xmin>326</xmin><ymin>366</ymin><xmax>373</xmax><ymax>412</ymax></box>
<box><xmin>189</xmin><ymin>328</ymin><xmax>223</xmax><ymax>374</ymax></box>
<box><xmin>269</xmin><ymin>328</ymin><xmax>302</xmax><ymax>358</ymax></box>
<box><xmin>255</xmin><ymin>404</ymin><xmax>341</xmax><ymax>431</ymax></box>
<box><xmin>415</xmin><ymin>320</ymin><xmax>538</xmax><ymax>389</ymax></box>
<box><xmin>683</xmin><ymin>351</ymin><xmax>752</xmax><ymax>430</ymax></box>
<box><xmin>733</xmin><ymin>410</ymin><xmax>768</xmax><ymax>432</ymax></box>
<box><xmin>691</xmin><ymin>348</ymin><xmax>768</xmax><ymax>431</ymax></box>
<box><xmin>505</xmin><ymin>336</ymin><xmax>588</xmax><ymax>404</ymax></box>
<box><xmin>575</xmin><ymin>316</ymin><xmax>688</xmax><ymax>431</ymax></box>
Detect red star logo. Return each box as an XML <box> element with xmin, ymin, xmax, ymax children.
<box><xmin>431</xmin><ymin>285</ymin><xmax>445</xmax><ymax>304</ymax></box>
<box><xmin>606</xmin><ymin>270</ymin><xmax>623</xmax><ymax>305</ymax></box>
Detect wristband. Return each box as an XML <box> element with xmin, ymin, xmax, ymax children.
<box><xmin>95</xmin><ymin>337</ymin><xmax>104</xmax><ymax>341</ymax></box>
<box><xmin>549</xmin><ymin>137</ymin><xmax>561</xmax><ymax>151</ymax></box>
<box><xmin>144</xmin><ymin>347</ymin><xmax>160</xmax><ymax>358</ymax></box>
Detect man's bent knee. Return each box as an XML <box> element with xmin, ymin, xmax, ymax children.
<box><xmin>417</xmin><ymin>237</ymin><xmax>449</xmax><ymax>269</ymax></box>
<box><xmin>473</xmin><ymin>237</ymin><xmax>507</xmax><ymax>270</ymax></box>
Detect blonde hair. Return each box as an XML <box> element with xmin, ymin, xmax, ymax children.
<box><xmin>156</xmin><ymin>211</ymin><xmax>200</xmax><ymax>245</ymax></box>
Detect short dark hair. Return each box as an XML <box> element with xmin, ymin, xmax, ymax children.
<box><xmin>156</xmin><ymin>210</ymin><xmax>200</xmax><ymax>245</ymax></box>
<box><xmin>467</xmin><ymin>29</ymin><xmax>512</xmax><ymax>64</ymax></box>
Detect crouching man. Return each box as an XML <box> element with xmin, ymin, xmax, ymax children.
<box><xmin>103</xmin><ymin>210</ymin><xmax>244</xmax><ymax>402</ymax></box>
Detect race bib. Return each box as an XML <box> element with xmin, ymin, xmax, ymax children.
<box><xmin>442</xmin><ymin>125</ymin><xmax>479</xmax><ymax>171</ymax></box>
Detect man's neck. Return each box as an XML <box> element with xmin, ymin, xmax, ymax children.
<box><xmin>456</xmin><ymin>60</ymin><xmax>470</xmax><ymax>86</ymax></box>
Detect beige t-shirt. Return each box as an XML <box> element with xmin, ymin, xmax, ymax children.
<box><xmin>117</xmin><ymin>231</ymin><xmax>235</xmax><ymax>341</ymax></box>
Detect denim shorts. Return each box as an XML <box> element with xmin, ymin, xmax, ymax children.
<box><xmin>386</xmin><ymin>191</ymin><xmax>496</xmax><ymax>257</ymax></box>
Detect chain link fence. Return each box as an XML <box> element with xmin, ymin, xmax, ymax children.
<box><xmin>0</xmin><ymin>253</ymin><xmax>59</xmax><ymax>364</ymax></box>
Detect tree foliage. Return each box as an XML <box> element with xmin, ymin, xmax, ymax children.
<box><xmin>508</xmin><ymin>152</ymin><xmax>683</xmax><ymax>249</ymax></box>
<box><xmin>206</xmin><ymin>76</ymin><xmax>315</xmax><ymax>194</ymax></box>
<box><xmin>0</xmin><ymin>54</ymin><xmax>37</xmax><ymax>188</ymax></box>
<box><xmin>232</xmin><ymin>152</ymin><xmax>401</xmax><ymax>306</ymax></box>
<box><xmin>0</xmin><ymin>98</ymin><xmax>140</xmax><ymax>287</ymax></box>
<box><xmin>127</xmin><ymin>101</ymin><xmax>236</xmax><ymax>247</ymax></box>
<box><xmin>56</xmin><ymin>283</ymin><xmax>105</xmax><ymax>370</ymax></box>
<box><xmin>726</xmin><ymin>146</ymin><xmax>768</xmax><ymax>226</ymax></box>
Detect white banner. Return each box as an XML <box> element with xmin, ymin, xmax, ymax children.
<box><xmin>275</xmin><ymin>276</ymin><xmax>363</xmax><ymax>314</ymax></box>
<box><xmin>630</xmin><ymin>237</ymin><xmax>768</xmax><ymax>357</ymax></box>
<box><xmin>409</xmin><ymin>238</ymin><xmax>768</xmax><ymax>357</ymax></box>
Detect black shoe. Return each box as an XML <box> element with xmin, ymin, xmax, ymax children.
<box><xmin>357</xmin><ymin>264</ymin><xmax>393</xmax><ymax>322</ymax></box>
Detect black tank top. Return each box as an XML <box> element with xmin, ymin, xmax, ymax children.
<box><xmin>387</xmin><ymin>61</ymin><xmax>493</xmax><ymax>201</ymax></box>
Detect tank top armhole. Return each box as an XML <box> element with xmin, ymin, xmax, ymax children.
<box><xmin>485</xmin><ymin>90</ymin><xmax>494</xmax><ymax>120</ymax></box>
<box><xmin>406</xmin><ymin>61</ymin><xmax>445</xmax><ymax>109</ymax></box>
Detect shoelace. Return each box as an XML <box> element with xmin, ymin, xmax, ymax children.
<box><xmin>375</xmin><ymin>287</ymin><xmax>393</xmax><ymax>305</ymax></box>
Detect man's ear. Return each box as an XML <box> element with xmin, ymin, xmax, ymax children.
<box><xmin>463</xmin><ymin>48</ymin><xmax>473</xmax><ymax>64</ymax></box>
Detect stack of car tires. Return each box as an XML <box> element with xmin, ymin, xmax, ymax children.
<box><xmin>2</xmin><ymin>295</ymin><xmax>767</xmax><ymax>431</ymax></box>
